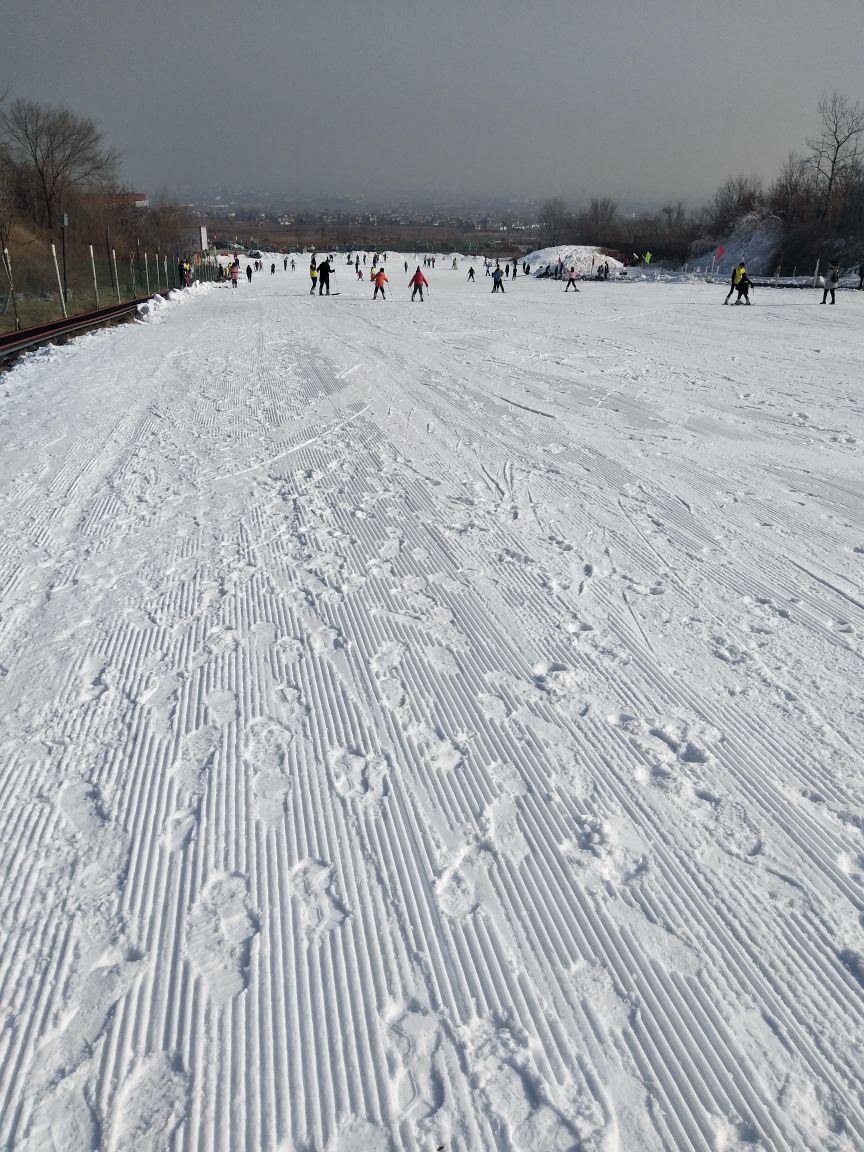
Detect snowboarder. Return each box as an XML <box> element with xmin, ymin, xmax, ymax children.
<box><xmin>245</xmin><ymin>264</ymin><xmax>253</xmax><ymax>283</ymax></box>
<box><xmin>491</xmin><ymin>264</ymin><xmax>505</xmax><ymax>293</ymax></box>
<box><xmin>724</xmin><ymin>262</ymin><xmax>746</xmax><ymax>304</ymax></box>
<box><xmin>821</xmin><ymin>262</ymin><xmax>839</xmax><ymax>304</ymax></box>
<box><xmin>309</xmin><ymin>257</ymin><xmax>318</xmax><ymax>295</ymax></box>
<box><xmin>409</xmin><ymin>266</ymin><xmax>428</xmax><ymax>301</ymax></box>
<box><xmin>373</xmin><ymin>268</ymin><xmax>388</xmax><ymax>299</ymax></box>
<box><xmin>317</xmin><ymin>256</ymin><xmax>332</xmax><ymax>295</ymax></box>
<box><xmin>467</xmin><ymin>267</ymin><xmax>475</xmax><ymax>281</ymax></box>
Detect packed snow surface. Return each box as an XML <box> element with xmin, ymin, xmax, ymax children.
<box><xmin>1</xmin><ymin>260</ymin><xmax>863</xmax><ymax>1152</ymax></box>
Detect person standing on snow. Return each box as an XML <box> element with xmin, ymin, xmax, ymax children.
<box><xmin>283</xmin><ymin>257</ymin><xmax>288</xmax><ymax>271</ymax></box>
<box><xmin>271</xmin><ymin>263</ymin><xmax>276</xmax><ymax>275</ymax></box>
<box><xmin>734</xmin><ymin>270</ymin><xmax>753</xmax><ymax>304</ymax></box>
<box><xmin>491</xmin><ymin>264</ymin><xmax>505</xmax><ymax>293</ymax></box>
<box><xmin>409</xmin><ymin>266</ymin><xmax>428</xmax><ymax>301</ymax></box>
<box><xmin>317</xmin><ymin>256</ymin><xmax>333</xmax><ymax>295</ymax></box>
<box><xmin>230</xmin><ymin>263</ymin><xmax>240</xmax><ymax>288</ymax></box>
<box><xmin>467</xmin><ymin>266</ymin><xmax>475</xmax><ymax>281</ymax></box>
<box><xmin>373</xmin><ymin>268</ymin><xmax>389</xmax><ymax>299</ymax></box>
<box><xmin>245</xmin><ymin>264</ymin><xmax>253</xmax><ymax>283</ymax></box>
<box><xmin>309</xmin><ymin>257</ymin><xmax>318</xmax><ymax>295</ymax></box>
<box><xmin>724</xmin><ymin>261</ymin><xmax>746</xmax><ymax>304</ymax></box>
<box><xmin>821</xmin><ymin>261</ymin><xmax>839</xmax><ymax>304</ymax></box>
<box><xmin>565</xmin><ymin>266</ymin><xmax>579</xmax><ymax>292</ymax></box>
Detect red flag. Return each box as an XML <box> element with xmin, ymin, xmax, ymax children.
<box><xmin>715</xmin><ymin>245</ymin><xmax>726</xmax><ymax>259</ymax></box>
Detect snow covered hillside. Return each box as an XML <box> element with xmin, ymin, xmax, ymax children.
<box><xmin>1</xmin><ymin>262</ymin><xmax>862</xmax><ymax>1151</ymax></box>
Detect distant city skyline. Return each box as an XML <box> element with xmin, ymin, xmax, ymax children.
<box><xmin>6</xmin><ymin>0</ymin><xmax>864</xmax><ymax>206</ymax></box>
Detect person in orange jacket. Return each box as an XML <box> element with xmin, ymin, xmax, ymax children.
<box><xmin>373</xmin><ymin>268</ymin><xmax>389</xmax><ymax>300</ymax></box>
<box><xmin>409</xmin><ymin>266</ymin><xmax>428</xmax><ymax>301</ymax></box>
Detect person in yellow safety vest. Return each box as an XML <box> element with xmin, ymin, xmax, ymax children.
<box><xmin>724</xmin><ymin>261</ymin><xmax>746</xmax><ymax>304</ymax></box>
<box><xmin>309</xmin><ymin>257</ymin><xmax>318</xmax><ymax>295</ymax></box>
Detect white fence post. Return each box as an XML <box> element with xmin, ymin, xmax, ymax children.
<box><xmin>51</xmin><ymin>244</ymin><xmax>68</xmax><ymax>318</ymax></box>
<box><xmin>144</xmin><ymin>252</ymin><xmax>151</xmax><ymax>296</ymax></box>
<box><xmin>89</xmin><ymin>245</ymin><xmax>100</xmax><ymax>309</ymax></box>
<box><xmin>812</xmin><ymin>259</ymin><xmax>820</xmax><ymax>289</ymax></box>
<box><xmin>112</xmin><ymin>249</ymin><xmax>121</xmax><ymax>303</ymax></box>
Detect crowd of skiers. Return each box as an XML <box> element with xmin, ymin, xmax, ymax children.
<box><xmin>222</xmin><ymin>249</ymin><xmax>861</xmax><ymax>306</ymax></box>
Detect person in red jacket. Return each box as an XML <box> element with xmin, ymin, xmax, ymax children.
<box><xmin>373</xmin><ymin>268</ymin><xmax>389</xmax><ymax>300</ymax></box>
<box><xmin>409</xmin><ymin>266</ymin><xmax>428</xmax><ymax>301</ymax></box>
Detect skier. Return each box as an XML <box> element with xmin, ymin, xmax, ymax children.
<box><xmin>309</xmin><ymin>257</ymin><xmax>318</xmax><ymax>295</ymax></box>
<box><xmin>230</xmin><ymin>263</ymin><xmax>239</xmax><ymax>288</ymax></box>
<box><xmin>245</xmin><ymin>264</ymin><xmax>253</xmax><ymax>283</ymax></box>
<box><xmin>564</xmin><ymin>267</ymin><xmax>579</xmax><ymax>292</ymax></box>
<box><xmin>373</xmin><ymin>268</ymin><xmax>388</xmax><ymax>299</ymax></box>
<box><xmin>491</xmin><ymin>264</ymin><xmax>505</xmax><ymax>293</ymax></box>
<box><xmin>821</xmin><ymin>262</ymin><xmax>839</xmax><ymax>304</ymax></box>
<box><xmin>467</xmin><ymin>266</ymin><xmax>476</xmax><ymax>281</ymax></box>
<box><xmin>317</xmin><ymin>256</ymin><xmax>332</xmax><ymax>295</ymax></box>
<box><xmin>409</xmin><ymin>266</ymin><xmax>428</xmax><ymax>301</ymax></box>
<box><xmin>734</xmin><ymin>270</ymin><xmax>753</xmax><ymax>305</ymax></box>
<box><xmin>724</xmin><ymin>262</ymin><xmax>746</xmax><ymax>304</ymax></box>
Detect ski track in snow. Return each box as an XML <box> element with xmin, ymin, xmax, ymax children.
<box><xmin>0</xmin><ymin>270</ymin><xmax>863</xmax><ymax>1150</ymax></box>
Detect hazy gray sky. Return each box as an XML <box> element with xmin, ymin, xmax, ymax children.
<box><xmin>5</xmin><ymin>0</ymin><xmax>864</xmax><ymax>206</ymax></box>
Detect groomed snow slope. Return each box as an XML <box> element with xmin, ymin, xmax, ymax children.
<box><xmin>1</xmin><ymin>265</ymin><xmax>863</xmax><ymax>1152</ymax></box>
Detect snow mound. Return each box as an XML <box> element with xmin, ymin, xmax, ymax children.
<box><xmin>524</xmin><ymin>245</ymin><xmax>623</xmax><ymax>276</ymax></box>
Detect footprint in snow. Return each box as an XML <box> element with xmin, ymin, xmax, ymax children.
<box><xmin>287</xmin><ymin>859</ymin><xmax>349</xmax><ymax>944</ymax></box>
<box><xmin>328</xmin><ymin>746</ymin><xmax>389</xmax><ymax>805</ymax></box>
<box><xmin>108</xmin><ymin>1053</ymin><xmax>189</xmax><ymax>1152</ymax></box>
<box><xmin>170</xmin><ymin>724</ymin><xmax>221</xmax><ymax>794</ymax></box>
<box><xmin>185</xmin><ymin>872</ymin><xmax>259</xmax><ymax>1005</ymax></box>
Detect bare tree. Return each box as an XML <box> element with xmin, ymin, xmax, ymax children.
<box><xmin>0</xmin><ymin>98</ymin><xmax>119</xmax><ymax>229</ymax></box>
<box><xmin>588</xmin><ymin>197</ymin><xmax>617</xmax><ymax>237</ymax></box>
<box><xmin>538</xmin><ymin>197</ymin><xmax>568</xmax><ymax>247</ymax></box>
<box><xmin>767</xmin><ymin>151</ymin><xmax>810</xmax><ymax>225</ymax></box>
<box><xmin>806</xmin><ymin>91</ymin><xmax>864</xmax><ymax>220</ymax></box>
<box><xmin>710</xmin><ymin>174</ymin><xmax>763</xmax><ymax>235</ymax></box>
